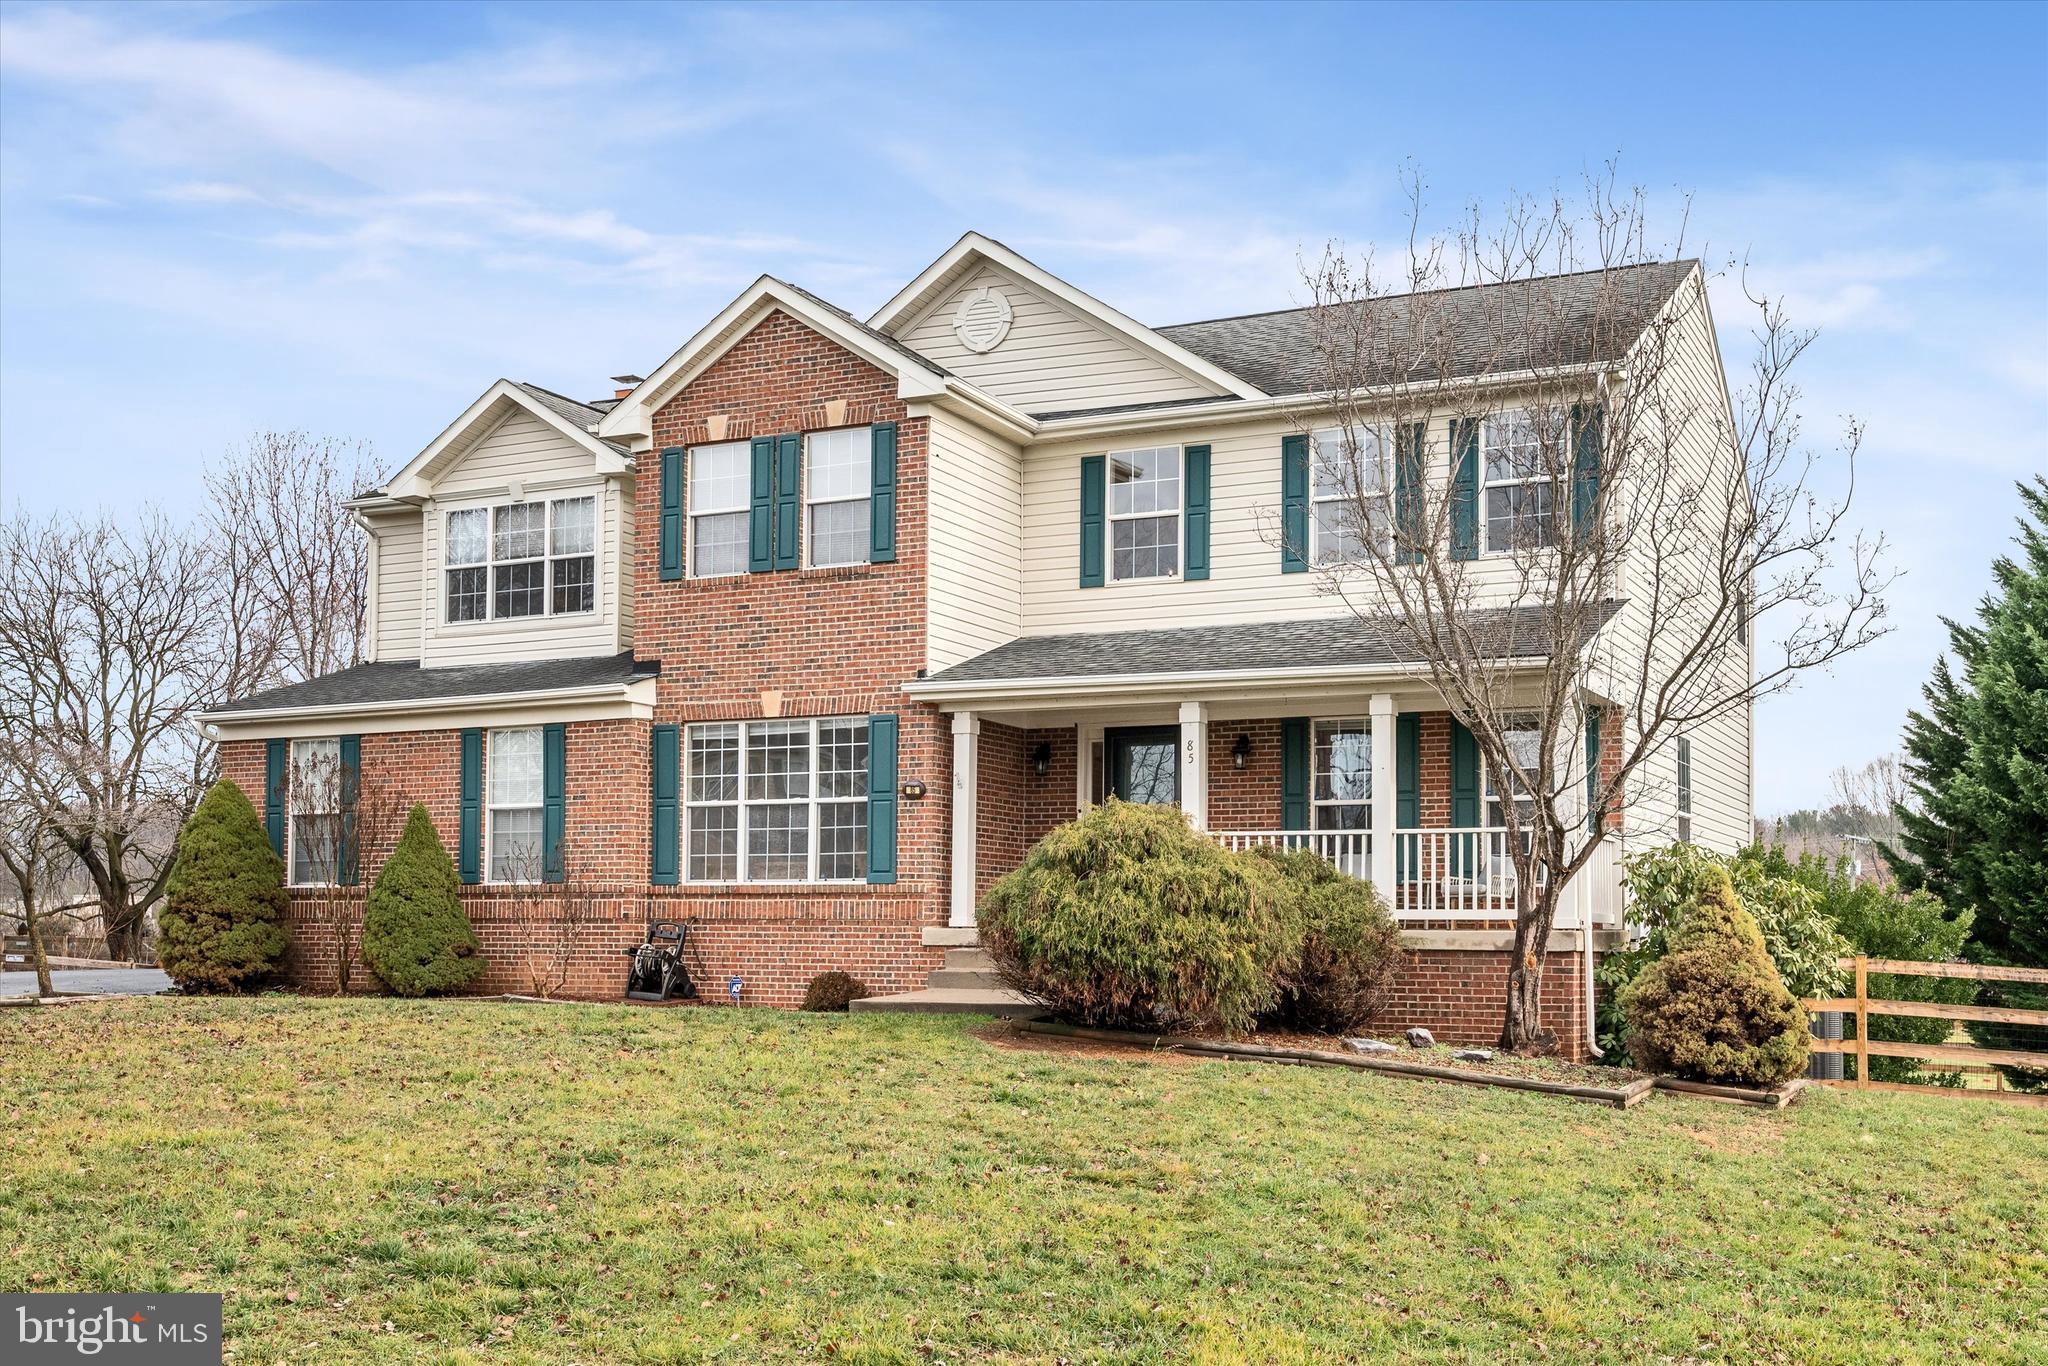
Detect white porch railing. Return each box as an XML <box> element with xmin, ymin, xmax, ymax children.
<box><xmin>1213</xmin><ymin>830</ymin><xmax>1372</xmax><ymax>881</ymax></box>
<box><xmin>1212</xmin><ymin>827</ymin><xmax>1623</xmax><ymax>929</ymax></box>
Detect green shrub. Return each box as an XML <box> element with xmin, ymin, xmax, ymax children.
<box><xmin>1250</xmin><ymin>846</ymin><xmax>1404</xmax><ymax>1034</ymax></box>
<box><xmin>360</xmin><ymin>805</ymin><xmax>483</xmax><ymax>997</ymax></box>
<box><xmin>978</xmin><ymin>800</ymin><xmax>1302</xmax><ymax>1035</ymax></box>
<box><xmin>1619</xmin><ymin>867</ymin><xmax>1811</xmax><ymax>1086</ymax></box>
<box><xmin>800</xmin><ymin>971</ymin><xmax>869</xmax><ymax>1012</ymax></box>
<box><xmin>157</xmin><ymin>779</ymin><xmax>291</xmax><ymax>992</ymax></box>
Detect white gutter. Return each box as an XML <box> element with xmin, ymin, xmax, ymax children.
<box><xmin>199</xmin><ymin>677</ymin><xmax>654</xmax><ymax>728</ymax></box>
<box><xmin>903</xmin><ymin>656</ymin><xmax>1549</xmax><ymax>706</ymax></box>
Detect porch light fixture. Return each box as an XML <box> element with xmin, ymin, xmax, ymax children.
<box><xmin>1030</xmin><ymin>741</ymin><xmax>1053</xmax><ymax>777</ymax></box>
<box><xmin>1232</xmin><ymin>734</ymin><xmax>1252</xmax><ymax>770</ymax></box>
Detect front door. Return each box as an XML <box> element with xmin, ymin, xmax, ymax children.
<box><xmin>1107</xmin><ymin>726</ymin><xmax>1179</xmax><ymax>805</ymax></box>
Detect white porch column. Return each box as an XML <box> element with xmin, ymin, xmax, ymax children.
<box><xmin>1369</xmin><ymin>693</ymin><xmax>1397</xmax><ymax>899</ymax></box>
<box><xmin>1178</xmin><ymin>701</ymin><xmax>1209</xmax><ymax>830</ymax></box>
<box><xmin>949</xmin><ymin>711</ymin><xmax>980</xmax><ymax>928</ymax></box>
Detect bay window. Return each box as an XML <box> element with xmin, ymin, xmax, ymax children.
<box><xmin>1482</xmin><ymin>410</ymin><xmax>1560</xmax><ymax>553</ymax></box>
<box><xmin>1310</xmin><ymin>426</ymin><xmax>1390</xmax><ymax>565</ymax></box>
<box><xmin>690</xmin><ymin>441</ymin><xmax>750</xmax><ymax>577</ymax></box>
<box><xmin>805</xmin><ymin>427</ymin><xmax>872</xmax><ymax>568</ymax></box>
<box><xmin>685</xmin><ymin>717</ymin><xmax>868</xmax><ymax>882</ymax></box>
<box><xmin>488</xmin><ymin>727</ymin><xmax>543</xmax><ymax>883</ymax></box>
<box><xmin>1108</xmin><ymin>444</ymin><xmax>1181</xmax><ymax>581</ymax></box>
<box><xmin>444</xmin><ymin>496</ymin><xmax>597</xmax><ymax>623</ymax></box>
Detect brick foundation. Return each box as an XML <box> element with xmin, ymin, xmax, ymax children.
<box><xmin>1382</xmin><ymin>947</ymin><xmax>1597</xmax><ymax>1058</ymax></box>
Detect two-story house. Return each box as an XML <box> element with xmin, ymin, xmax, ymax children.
<box><xmin>203</xmin><ymin>232</ymin><xmax>1750</xmax><ymax>1054</ymax></box>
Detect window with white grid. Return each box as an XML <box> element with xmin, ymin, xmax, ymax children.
<box><xmin>444</xmin><ymin>496</ymin><xmax>596</xmax><ymax>622</ymax></box>
<box><xmin>1482</xmin><ymin>410</ymin><xmax>1561</xmax><ymax>553</ymax></box>
<box><xmin>805</xmin><ymin>427</ymin><xmax>872</xmax><ymax>568</ymax></box>
<box><xmin>288</xmin><ymin>737</ymin><xmax>342</xmax><ymax>886</ymax></box>
<box><xmin>487</xmin><ymin>727</ymin><xmax>544</xmax><ymax>883</ymax></box>
<box><xmin>1485</xmin><ymin>716</ymin><xmax>1544</xmax><ymax>829</ymax></box>
<box><xmin>1108</xmin><ymin>445</ymin><xmax>1181</xmax><ymax>581</ymax></box>
<box><xmin>1310</xmin><ymin>426</ymin><xmax>1390</xmax><ymax>565</ymax></box>
<box><xmin>684</xmin><ymin>717</ymin><xmax>869</xmax><ymax>882</ymax></box>
<box><xmin>690</xmin><ymin>441</ymin><xmax>750</xmax><ymax>577</ymax></box>
<box><xmin>1312</xmin><ymin>720</ymin><xmax>1371</xmax><ymax>831</ymax></box>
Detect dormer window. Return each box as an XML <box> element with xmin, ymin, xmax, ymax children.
<box><xmin>444</xmin><ymin>496</ymin><xmax>596</xmax><ymax>623</ymax></box>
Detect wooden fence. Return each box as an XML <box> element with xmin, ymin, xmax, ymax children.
<box><xmin>1804</xmin><ymin>955</ymin><xmax>2048</xmax><ymax>1107</ymax></box>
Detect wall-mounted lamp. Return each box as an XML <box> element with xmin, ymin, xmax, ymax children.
<box><xmin>1231</xmin><ymin>734</ymin><xmax>1253</xmax><ymax>770</ymax></box>
<box><xmin>1030</xmin><ymin>741</ymin><xmax>1053</xmax><ymax>777</ymax></box>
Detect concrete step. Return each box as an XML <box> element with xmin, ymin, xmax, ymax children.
<box><xmin>926</xmin><ymin>967</ymin><xmax>1002</xmax><ymax>990</ymax></box>
<box><xmin>849</xmin><ymin>987</ymin><xmax>1040</xmax><ymax>1018</ymax></box>
<box><xmin>942</xmin><ymin>947</ymin><xmax>994</xmax><ymax>972</ymax></box>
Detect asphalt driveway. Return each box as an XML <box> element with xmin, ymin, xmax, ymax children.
<box><xmin>0</xmin><ymin>967</ymin><xmax>172</xmax><ymax>997</ymax></box>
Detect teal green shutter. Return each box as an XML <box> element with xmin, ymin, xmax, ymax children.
<box><xmin>1449</xmin><ymin>419</ymin><xmax>1479</xmax><ymax>561</ymax></box>
<box><xmin>869</xmin><ymin>421</ymin><xmax>898</xmax><ymax>564</ymax></box>
<box><xmin>650</xmin><ymin>725</ymin><xmax>680</xmax><ymax>885</ymax></box>
<box><xmin>1395</xmin><ymin>713</ymin><xmax>1420</xmax><ymax>880</ymax></box>
<box><xmin>1078</xmin><ymin>455</ymin><xmax>1106</xmax><ymax>587</ymax></box>
<box><xmin>338</xmin><ymin>733</ymin><xmax>361</xmax><ymax>885</ymax></box>
<box><xmin>264</xmin><ymin>739</ymin><xmax>287</xmax><ymax>857</ymax></box>
<box><xmin>773</xmin><ymin>433</ymin><xmax>801</xmax><ymax>570</ymax></box>
<box><xmin>1183</xmin><ymin>443</ymin><xmax>1211</xmax><ymax>580</ymax></box>
<box><xmin>866</xmin><ymin>714</ymin><xmax>899</xmax><ymax>885</ymax></box>
<box><xmin>659</xmin><ymin>447</ymin><xmax>685</xmax><ymax>580</ymax></box>
<box><xmin>748</xmin><ymin>436</ymin><xmax>775</xmax><ymax>572</ymax></box>
<box><xmin>1571</xmin><ymin>404</ymin><xmax>1603</xmax><ymax>543</ymax></box>
<box><xmin>1280</xmin><ymin>718</ymin><xmax>1310</xmax><ymax>830</ymax></box>
<box><xmin>458</xmin><ymin>728</ymin><xmax>482</xmax><ymax>885</ymax></box>
<box><xmin>1584</xmin><ymin>709</ymin><xmax>1603</xmax><ymax>831</ymax></box>
<box><xmin>1450</xmin><ymin>718</ymin><xmax>1480</xmax><ymax>875</ymax></box>
<box><xmin>1394</xmin><ymin>423</ymin><xmax>1425</xmax><ymax>565</ymax></box>
<box><xmin>1280</xmin><ymin>434</ymin><xmax>1309</xmax><ymax>572</ymax></box>
<box><xmin>541</xmin><ymin>723</ymin><xmax>566</xmax><ymax>884</ymax></box>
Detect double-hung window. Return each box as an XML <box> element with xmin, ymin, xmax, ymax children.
<box><xmin>805</xmin><ymin>427</ymin><xmax>871</xmax><ymax>568</ymax></box>
<box><xmin>684</xmin><ymin>717</ymin><xmax>868</xmax><ymax>882</ymax></box>
<box><xmin>1485</xmin><ymin>716</ymin><xmax>1544</xmax><ymax>830</ymax></box>
<box><xmin>690</xmin><ymin>441</ymin><xmax>750</xmax><ymax>577</ymax></box>
<box><xmin>444</xmin><ymin>497</ymin><xmax>597</xmax><ymax>622</ymax></box>
<box><xmin>1311</xmin><ymin>426</ymin><xmax>1390</xmax><ymax>565</ymax></box>
<box><xmin>288</xmin><ymin>737</ymin><xmax>342</xmax><ymax>886</ymax></box>
<box><xmin>487</xmin><ymin>727</ymin><xmax>544</xmax><ymax>883</ymax></box>
<box><xmin>1312</xmin><ymin>719</ymin><xmax>1371</xmax><ymax>830</ymax></box>
<box><xmin>1482</xmin><ymin>410</ymin><xmax>1560</xmax><ymax>553</ymax></box>
<box><xmin>1108</xmin><ymin>445</ymin><xmax>1181</xmax><ymax>581</ymax></box>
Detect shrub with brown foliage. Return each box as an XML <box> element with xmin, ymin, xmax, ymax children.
<box><xmin>1250</xmin><ymin>845</ymin><xmax>1405</xmax><ymax>1034</ymax></box>
<box><xmin>1619</xmin><ymin>865</ymin><xmax>1811</xmax><ymax>1086</ymax></box>
<box><xmin>800</xmin><ymin>971</ymin><xmax>869</xmax><ymax>1012</ymax></box>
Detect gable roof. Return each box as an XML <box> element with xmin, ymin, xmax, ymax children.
<box><xmin>870</xmin><ymin>232</ymin><xmax>1266</xmax><ymax>403</ymax></box>
<box><xmin>368</xmin><ymin>378</ymin><xmax>632</xmax><ymax>503</ymax></box>
<box><xmin>1156</xmin><ymin>261</ymin><xmax>1695</xmax><ymax>396</ymax></box>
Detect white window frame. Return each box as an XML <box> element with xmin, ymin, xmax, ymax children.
<box><xmin>287</xmin><ymin>736</ymin><xmax>342</xmax><ymax>888</ymax></box>
<box><xmin>1484</xmin><ymin>714</ymin><xmax>1544</xmax><ymax>831</ymax></box>
<box><xmin>1677</xmin><ymin>735</ymin><xmax>1694</xmax><ymax>844</ymax></box>
<box><xmin>485</xmin><ymin>726</ymin><xmax>544</xmax><ymax>885</ymax></box>
<box><xmin>683</xmin><ymin>716</ymin><xmax>869</xmax><ymax>885</ymax></box>
<box><xmin>688</xmin><ymin>440</ymin><xmax>752</xmax><ymax>579</ymax></box>
<box><xmin>1310</xmin><ymin>425</ymin><xmax>1391</xmax><ymax>566</ymax></box>
<box><xmin>804</xmin><ymin>426</ymin><xmax>873</xmax><ymax>570</ymax></box>
<box><xmin>1480</xmin><ymin>409</ymin><xmax>1561</xmax><ymax>555</ymax></box>
<box><xmin>442</xmin><ymin>493</ymin><xmax>598</xmax><ymax>625</ymax></box>
<box><xmin>1311</xmin><ymin>716</ymin><xmax>1373</xmax><ymax>832</ymax></box>
<box><xmin>1106</xmin><ymin>443</ymin><xmax>1184</xmax><ymax>584</ymax></box>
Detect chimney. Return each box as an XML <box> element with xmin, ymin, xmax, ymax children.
<box><xmin>611</xmin><ymin>374</ymin><xmax>644</xmax><ymax>401</ymax></box>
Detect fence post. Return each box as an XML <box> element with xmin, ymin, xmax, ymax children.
<box><xmin>1853</xmin><ymin>954</ymin><xmax>1869</xmax><ymax>1090</ymax></box>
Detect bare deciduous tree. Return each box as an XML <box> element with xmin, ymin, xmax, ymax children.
<box><xmin>284</xmin><ymin>740</ymin><xmax>411</xmax><ymax>993</ymax></box>
<box><xmin>0</xmin><ymin>782</ymin><xmax>85</xmax><ymax>998</ymax></box>
<box><xmin>1294</xmin><ymin>166</ymin><xmax>1890</xmax><ymax>1051</ymax></box>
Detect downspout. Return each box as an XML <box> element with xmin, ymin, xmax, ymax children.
<box><xmin>1579</xmin><ymin>838</ymin><xmax>1607</xmax><ymax>1059</ymax></box>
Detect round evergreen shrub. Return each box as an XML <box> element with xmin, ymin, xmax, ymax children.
<box><xmin>361</xmin><ymin>804</ymin><xmax>484</xmax><ymax>997</ymax></box>
<box><xmin>1251</xmin><ymin>845</ymin><xmax>1405</xmax><ymax>1034</ymax></box>
<box><xmin>1619</xmin><ymin>866</ymin><xmax>1811</xmax><ymax>1086</ymax></box>
<box><xmin>158</xmin><ymin>779</ymin><xmax>291</xmax><ymax>992</ymax></box>
<box><xmin>978</xmin><ymin>800</ymin><xmax>1303</xmax><ymax>1034</ymax></box>
<box><xmin>800</xmin><ymin>970</ymin><xmax>869</xmax><ymax>1012</ymax></box>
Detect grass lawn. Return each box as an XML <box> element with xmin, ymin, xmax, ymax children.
<box><xmin>2</xmin><ymin>998</ymin><xmax>2043</xmax><ymax>1363</ymax></box>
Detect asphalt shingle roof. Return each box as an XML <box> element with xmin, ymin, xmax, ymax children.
<box><xmin>206</xmin><ymin>651</ymin><xmax>657</xmax><ymax>717</ymax></box>
<box><xmin>515</xmin><ymin>382</ymin><xmax>631</xmax><ymax>454</ymax></box>
<box><xmin>1154</xmin><ymin>261</ymin><xmax>1693</xmax><ymax>397</ymax></box>
<box><xmin>922</xmin><ymin>604</ymin><xmax>1622</xmax><ymax>686</ymax></box>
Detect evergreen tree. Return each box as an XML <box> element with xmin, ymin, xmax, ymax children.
<box><xmin>1885</xmin><ymin>477</ymin><xmax>2048</xmax><ymax>1083</ymax></box>
<box><xmin>158</xmin><ymin>779</ymin><xmax>291</xmax><ymax>992</ymax></box>
<box><xmin>361</xmin><ymin>804</ymin><xmax>484</xmax><ymax>997</ymax></box>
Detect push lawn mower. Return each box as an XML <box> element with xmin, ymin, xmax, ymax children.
<box><xmin>622</xmin><ymin>920</ymin><xmax>697</xmax><ymax>1002</ymax></box>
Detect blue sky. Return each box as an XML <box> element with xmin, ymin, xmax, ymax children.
<box><xmin>2</xmin><ymin>0</ymin><xmax>2043</xmax><ymax>814</ymax></box>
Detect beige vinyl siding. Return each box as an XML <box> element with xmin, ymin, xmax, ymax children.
<box><xmin>925</xmin><ymin>409</ymin><xmax>1025</xmax><ymax>672</ymax></box>
<box><xmin>433</xmin><ymin>409</ymin><xmax>582</xmax><ymax>495</ymax></box>
<box><xmin>901</xmin><ymin>265</ymin><xmax>1223</xmax><ymax>414</ymax></box>
<box><xmin>615</xmin><ymin>470</ymin><xmax>637</xmax><ymax>651</ymax></box>
<box><xmin>369</xmin><ymin>514</ymin><xmax>423</xmax><ymax>663</ymax></box>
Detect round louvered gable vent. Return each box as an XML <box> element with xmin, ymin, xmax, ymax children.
<box><xmin>951</xmin><ymin>285</ymin><xmax>1014</xmax><ymax>353</ymax></box>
